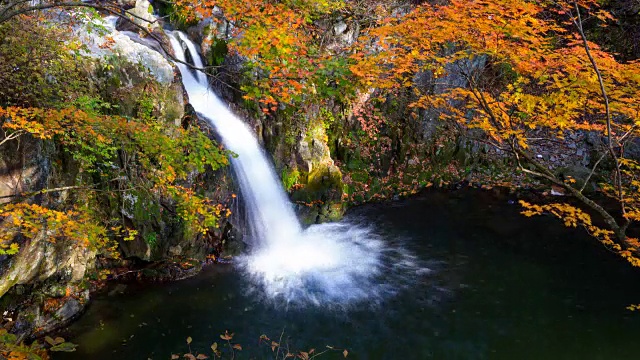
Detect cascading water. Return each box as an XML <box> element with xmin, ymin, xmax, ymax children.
<box><xmin>167</xmin><ymin>31</ymin><xmax>426</xmax><ymax>306</ymax></box>
<box><xmin>175</xmin><ymin>32</ymin><xmax>208</xmax><ymax>85</ymax></box>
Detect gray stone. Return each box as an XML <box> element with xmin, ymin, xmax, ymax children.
<box><xmin>585</xmin><ymin>131</ymin><xmax>602</xmax><ymax>146</ymax></box>
<box><xmin>624</xmin><ymin>138</ymin><xmax>640</xmax><ymax>161</ymax></box>
<box><xmin>334</xmin><ymin>21</ymin><xmax>348</xmax><ymax>35</ymax></box>
<box><xmin>556</xmin><ymin>164</ymin><xmax>595</xmax><ymax>192</ymax></box>
<box><xmin>116</xmin><ymin>0</ymin><xmax>159</xmax><ymax>32</ymax></box>
<box><xmin>55</xmin><ymin>298</ymin><xmax>82</xmax><ymax>322</ymax></box>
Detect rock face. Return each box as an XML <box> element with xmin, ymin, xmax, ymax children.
<box><xmin>288</xmin><ymin>121</ymin><xmax>345</xmax><ymax>224</ymax></box>
<box><xmin>0</xmin><ymin>9</ymin><xmax>228</xmax><ymax>340</ymax></box>
<box><xmin>418</xmin><ymin>54</ymin><xmax>488</xmax><ymax>142</ymax></box>
<box><xmin>0</xmin><ymin>136</ymin><xmax>48</xmax><ymax>206</ymax></box>
<box><xmin>0</xmin><ymin>133</ymin><xmax>95</xmax><ymax>299</ymax></box>
<box><xmin>0</xmin><ymin>231</ymin><xmax>95</xmax><ymax>298</ymax></box>
<box><xmin>0</xmin><ymin>137</ymin><xmax>95</xmax><ymax>339</ymax></box>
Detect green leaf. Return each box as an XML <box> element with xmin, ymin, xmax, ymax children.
<box><xmin>44</xmin><ymin>336</ymin><xmax>56</xmax><ymax>346</ymax></box>
<box><xmin>50</xmin><ymin>342</ymin><xmax>78</xmax><ymax>352</ymax></box>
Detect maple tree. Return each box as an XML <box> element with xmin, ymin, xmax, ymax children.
<box><xmin>351</xmin><ymin>0</ymin><xmax>640</xmax><ymax>264</ymax></box>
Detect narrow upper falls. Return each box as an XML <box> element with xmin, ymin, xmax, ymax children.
<box><xmin>167</xmin><ymin>32</ymin><xmax>302</xmax><ymax>247</ymax></box>
<box><xmin>167</xmin><ymin>31</ymin><xmax>425</xmax><ymax>307</ymax></box>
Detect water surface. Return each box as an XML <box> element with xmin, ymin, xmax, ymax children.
<box><xmin>57</xmin><ymin>189</ymin><xmax>640</xmax><ymax>359</ymax></box>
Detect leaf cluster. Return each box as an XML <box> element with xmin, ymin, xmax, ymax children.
<box><xmin>0</xmin><ymin>17</ymin><xmax>89</xmax><ymax>108</ymax></box>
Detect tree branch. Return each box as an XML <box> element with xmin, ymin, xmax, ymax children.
<box><xmin>513</xmin><ymin>144</ymin><xmax>625</xmax><ymax>241</ymax></box>
<box><xmin>571</xmin><ymin>1</ymin><xmax>625</xmax><ymax>217</ymax></box>
<box><xmin>0</xmin><ymin>129</ymin><xmax>24</xmax><ymax>148</ymax></box>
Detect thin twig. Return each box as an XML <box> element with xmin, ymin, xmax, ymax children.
<box><xmin>579</xmin><ymin>152</ymin><xmax>606</xmax><ymax>193</ymax></box>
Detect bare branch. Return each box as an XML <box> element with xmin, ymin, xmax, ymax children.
<box><xmin>571</xmin><ymin>1</ymin><xmax>625</xmax><ymax>217</ymax></box>
<box><xmin>0</xmin><ymin>129</ymin><xmax>24</xmax><ymax>147</ymax></box>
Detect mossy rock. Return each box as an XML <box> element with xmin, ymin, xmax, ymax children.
<box><xmin>292</xmin><ymin>163</ymin><xmax>343</xmax><ymax>202</ymax></box>
<box><xmin>291</xmin><ymin>163</ymin><xmax>345</xmax><ymax>224</ymax></box>
<box><xmin>555</xmin><ymin>164</ymin><xmax>598</xmax><ymax>193</ymax></box>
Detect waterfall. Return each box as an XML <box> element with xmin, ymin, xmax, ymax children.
<box><xmin>167</xmin><ymin>33</ymin><xmax>302</xmax><ymax>247</ymax></box>
<box><xmin>175</xmin><ymin>31</ymin><xmax>209</xmax><ymax>85</ymax></box>
<box><xmin>167</xmin><ymin>31</ymin><xmax>424</xmax><ymax>307</ymax></box>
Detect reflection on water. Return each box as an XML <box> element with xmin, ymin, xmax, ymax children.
<box><xmin>56</xmin><ymin>189</ymin><xmax>640</xmax><ymax>360</ymax></box>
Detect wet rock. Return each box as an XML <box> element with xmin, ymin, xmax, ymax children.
<box><xmin>223</xmin><ymin>238</ymin><xmax>246</xmax><ymax>257</ymax></box>
<box><xmin>55</xmin><ymin>298</ymin><xmax>82</xmax><ymax>322</ymax></box>
<box><xmin>10</xmin><ymin>289</ymin><xmax>89</xmax><ymax>341</ymax></box>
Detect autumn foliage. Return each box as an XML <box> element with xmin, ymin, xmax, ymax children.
<box><xmin>349</xmin><ymin>0</ymin><xmax>640</xmax><ymax>264</ymax></box>
<box><xmin>0</xmin><ymin>0</ymin><xmax>639</xmax><ymax>268</ymax></box>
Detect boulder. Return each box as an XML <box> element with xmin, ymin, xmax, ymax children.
<box><xmin>115</xmin><ymin>0</ymin><xmax>159</xmax><ymax>33</ymax></box>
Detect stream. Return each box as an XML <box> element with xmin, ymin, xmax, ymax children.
<box><xmin>56</xmin><ymin>189</ymin><xmax>640</xmax><ymax>359</ymax></box>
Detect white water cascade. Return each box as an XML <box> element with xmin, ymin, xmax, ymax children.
<box><xmin>167</xmin><ymin>31</ymin><xmax>425</xmax><ymax>306</ymax></box>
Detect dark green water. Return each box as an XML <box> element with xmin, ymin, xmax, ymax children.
<box><xmin>56</xmin><ymin>189</ymin><xmax>640</xmax><ymax>359</ymax></box>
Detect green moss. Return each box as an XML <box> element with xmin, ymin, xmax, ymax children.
<box><xmin>144</xmin><ymin>232</ymin><xmax>158</xmax><ymax>249</ymax></box>
<box><xmin>307</xmin><ymin>165</ymin><xmax>342</xmax><ymax>193</ymax></box>
<box><xmin>281</xmin><ymin>167</ymin><xmax>301</xmax><ymax>191</ymax></box>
